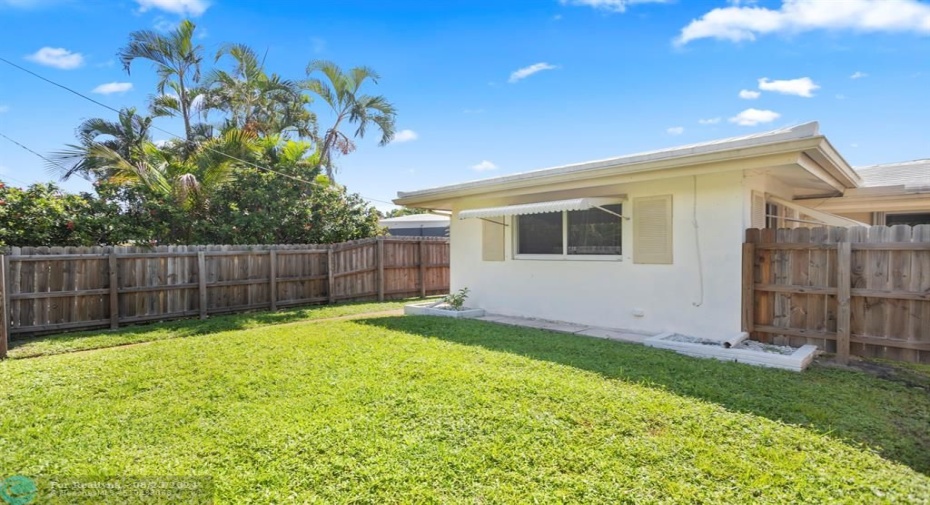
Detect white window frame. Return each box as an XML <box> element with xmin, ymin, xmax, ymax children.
<box><xmin>513</xmin><ymin>204</ymin><xmax>623</xmax><ymax>262</ymax></box>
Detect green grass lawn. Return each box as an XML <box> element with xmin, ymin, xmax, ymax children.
<box><xmin>1</xmin><ymin>316</ymin><xmax>928</xmax><ymax>503</ymax></box>
<box><xmin>6</xmin><ymin>299</ymin><xmax>413</xmax><ymax>359</ymax></box>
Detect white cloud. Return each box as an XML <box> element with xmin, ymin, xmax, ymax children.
<box><xmin>25</xmin><ymin>47</ymin><xmax>84</xmax><ymax>69</ymax></box>
<box><xmin>850</xmin><ymin>71</ymin><xmax>868</xmax><ymax>79</ymax></box>
<box><xmin>135</xmin><ymin>0</ymin><xmax>209</xmax><ymax>16</ymax></box>
<box><xmin>153</xmin><ymin>16</ymin><xmax>177</xmax><ymax>32</ymax></box>
<box><xmin>471</xmin><ymin>160</ymin><xmax>498</xmax><ymax>171</ymax></box>
<box><xmin>729</xmin><ymin>108</ymin><xmax>781</xmax><ymax>126</ymax></box>
<box><xmin>559</xmin><ymin>0</ymin><xmax>668</xmax><ymax>13</ymax></box>
<box><xmin>92</xmin><ymin>82</ymin><xmax>133</xmax><ymax>95</ymax></box>
<box><xmin>758</xmin><ymin>77</ymin><xmax>819</xmax><ymax>97</ymax></box>
<box><xmin>391</xmin><ymin>129</ymin><xmax>418</xmax><ymax>144</ymax></box>
<box><xmin>698</xmin><ymin>117</ymin><xmax>721</xmax><ymax>125</ymax></box>
<box><xmin>509</xmin><ymin>62</ymin><xmax>558</xmax><ymax>83</ymax></box>
<box><xmin>676</xmin><ymin>0</ymin><xmax>930</xmax><ymax>46</ymax></box>
<box><xmin>739</xmin><ymin>89</ymin><xmax>761</xmax><ymax>99</ymax></box>
<box><xmin>666</xmin><ymin>126</ymin><xmax>684</xmax><ymax>135</ymax></box>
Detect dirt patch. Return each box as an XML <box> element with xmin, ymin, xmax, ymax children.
<box><xmin>820</xmin><ymin>356</ymin><xmax>930</xmax><ymax>391</ymax></box>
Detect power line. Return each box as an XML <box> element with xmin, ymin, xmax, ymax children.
<box><xmin>0</xmin><ymin>56</ymin><xmax>397</xmax><ymax>207</ymax></box>
<box><xmin>0</xmin><ymin>131</ymin><xmax>73</xmax><ymax>187</ymax></box>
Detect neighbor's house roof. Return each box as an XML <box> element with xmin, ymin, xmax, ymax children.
<box><xmin>854</xmin><ymin>159</ymin><xmax>930</xmax><ymax>192</ymax></box>
<box><xmin>800</xmin><ymin>158</ymin><xmax>930</xmax><ymax>214</ymax></box>
<box><xmin>379</xmin><ymin>214</ymin><xmax>450</xmax><ymax>229</ymax></box>
<box><xmin>395</xmin><ymin>122</ymin><xmax>860</xmax><ymax>209</ymax></box>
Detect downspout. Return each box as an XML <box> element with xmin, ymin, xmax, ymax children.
<box><xmin>692</xmin><ymin>175</ymin><xmax>704</xmax><ymax>307</ymax></box>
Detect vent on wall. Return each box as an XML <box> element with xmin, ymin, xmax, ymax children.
<box><xmin>633</xmin><ymin>195</ymin><xmax>673</xmax><ymax>264</ymax></box>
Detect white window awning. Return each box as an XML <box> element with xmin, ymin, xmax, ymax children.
<box><xmin>458</xmin><ymin>197</ymin><xmax>623</xmax><ymax>220</ymax></box>
<box><xmin>766</xmin><ymin>195</ymin><xmax>867</xmax><ymax>228</ymax></box>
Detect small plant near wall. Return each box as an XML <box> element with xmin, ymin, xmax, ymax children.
<box><xmin>443</xmin><ymin>287</ymin><xmax>469</xmax><ymax>311</ymax></box>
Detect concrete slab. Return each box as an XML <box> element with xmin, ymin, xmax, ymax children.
<box><xmin>575</xmin><ymin>327</ymin><xmax>650</xmax><ymax>343</ymax></box>
<box><xmin>466</xmin><ymin>313</ymin><xmax>818</xmax><ymax>372</ymax></box>
<box><xmin>489</xmin><ymin>316</ymin><xmax>583</xmax><ymax>333</ymax></box>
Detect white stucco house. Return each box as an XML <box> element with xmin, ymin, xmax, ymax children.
<box><xmin>393</xmin><ymin>122</ymin><xmax>930</xmax><ymax>339</ymax></box>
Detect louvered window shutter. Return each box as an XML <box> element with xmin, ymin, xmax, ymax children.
<box><xmin>751</xmin><ymin>192</ymin><xmax>766</xmax><ymax>229</ymax></box>
<box><xmin>482</xmin><ymin>218</ymin><xmax>505</xmax><ymax>261</ymax></box>
<box><xmin>633</xmin><ymin>195</ymin><xmax>673</xmax><ymax>264</ymax></box>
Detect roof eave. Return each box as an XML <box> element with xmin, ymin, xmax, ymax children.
<box><xmin>803</xmin><ymin>137</ymin><xmax>861</xmax><ymax>190</ymax></box>
<box><xmin>395</xmin><ymin>137</ymin><xmax>825</xmax><ymax>208</ymax></box>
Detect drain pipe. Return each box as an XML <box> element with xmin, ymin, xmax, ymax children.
<box><xmin>722</xmin><ymin>332</ymin><xmax>749</xmax><ymax>348</ymax></box>
<box><xmin>692</xmin><ymin>176</ymin><xmax>705</xmax><ymax>307</ymax></box>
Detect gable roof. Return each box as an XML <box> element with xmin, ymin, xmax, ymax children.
<box><xmin>396</xmin><ymin>122</ymin><xmax>855</xmax><ymax>207</ymax></box>
<box><xmin>855</xmin><ymin>159</ymin><xmax>930</xmax><ymax>192</ymax></box>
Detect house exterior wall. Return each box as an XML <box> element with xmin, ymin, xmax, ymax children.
<box><xmin>449</xmin><ymin>171</ymin><xmax>751</xmax><ymax>339</ymax></box>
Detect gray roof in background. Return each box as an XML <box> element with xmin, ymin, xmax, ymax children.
<box><xmin>854</xmin><ymin>159</ymin><xmax>930</xmax><ymax>192</ymax></box>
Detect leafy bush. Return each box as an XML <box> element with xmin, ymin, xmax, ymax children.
<box><xmin>443</xmin><ymin>287</ymin><xmax>470</xmax><ymax>310</ymax></box>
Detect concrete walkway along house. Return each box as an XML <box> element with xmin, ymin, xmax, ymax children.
<box><xmin>394</xmin><ymin>122</ymin><xmax>930</xmax><ymax>341</ymax></box>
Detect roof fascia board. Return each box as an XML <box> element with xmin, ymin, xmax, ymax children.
<box><xmin>397</xmin><ymin>152</ymin><xmax>801</xmax><ymax>209</ymax></box>
<box><xmin>395</xmin><ymin>141</ymin><xmax>815</xmax><ymax>207</ymax></box>
<box><xmin>796</xmin><ymin>153</ymin><xmax>846</xmax><ymax>194</ymax></box>
<box><xmin>799</xmin><ymin>192</ymin><xmax>930</xmax><ymax>213</ymax></box>
<box><xmin>803</xmin><ymin>137</ymin><xmax>861</xmax><ymax>189</ymax></box>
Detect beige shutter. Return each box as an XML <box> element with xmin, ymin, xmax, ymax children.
<box><xmin>482</xmin><ymin>218</ymin><xmax>505</xmax><ymax>261</ymax></box>
<box><xmin>751</xmin><ymin>192</ymin><xmax>766</xmax><ymax>229</ymax></box>
<box><xmin>633</xmin><ymin>195</ymin><xmax>673</xmax><ymax>264</ymax></box>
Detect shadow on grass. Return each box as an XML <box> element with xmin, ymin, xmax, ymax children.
<box><xmin>8</xmin><ymin>299</ymin><xmax>422</xmax><ymax>359</ymax></box>
<box><xmin>358</xmin><ymin>316</ymin><xmax>930</xmax><ymax>476</ymax></box>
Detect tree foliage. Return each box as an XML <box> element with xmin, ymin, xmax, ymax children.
<box><xmin>0</xmin><ymin>182</ymin><xmax>136</xmax><ymax>248</ymax></box>
<box><xmin>21</xmin><ymin>20</ymin><xmax>397</xmax><ymax>248</ymax></box>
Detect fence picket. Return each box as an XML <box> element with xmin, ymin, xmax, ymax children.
<box><xmin>746</xmin><ymin>226</ymin><xmax>929</xmax><ymax>364</ymax></box>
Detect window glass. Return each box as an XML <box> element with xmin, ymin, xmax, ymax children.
<box><xmin>568</xmin><ymin>204</ymin><xmax>622</xmax><ymax>255</ymax></box>
<box><xmin>518</xmin><ymin>212</ymin><xmax>563</xmax><ymax>254</ymax></box>
<box><xmin>886</xmin><ymin>213</ymin><xmax>930</xmax><ymax>226</ymax></box>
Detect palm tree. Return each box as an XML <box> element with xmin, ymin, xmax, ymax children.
<box><xmin>206</xmin><ymin>44</ymin><xmax>315</xmax><ymax>138</ymax></box>
<box><xmin>119</xmin><ymin>19</ymin><xmax>203</xmax><ymax>145</ymax></box>
<box><xmin>86</xmin><ymin>130</ymin><xmax>255</xmax><ymax>212</ymax></box>
<box><xmin>50</xmin><ymin>107</ymin><xmax>153</xmax><ymax>180</ymax></box>
<box><xmin>303</xmin><ymin>60</ymin><xmax>397</xmax><ymax>181</ymax></box>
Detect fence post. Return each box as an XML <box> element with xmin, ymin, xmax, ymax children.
<box><xmin>198</xmin><ymin>252</ymin><xmax>208</xmax><ymax>319</ymax></box>
<box><xmin>108</xmin><ymin>251</ymin><xmax>119</xmax><ymax>330</ymax></box>
<box><xmin>327</xmin><ymin>248</ymin><xmax>336</xmax><ymax>304</ymax></box>
<box><xmin>269</xmin><ymin>250</ymin><xmax>277</xmax><ymax>311</ymax></box>
<box><xmin>419</xmin><ymin>240</ymin><xmax>427</xmax><ymax>298</ymax></box>
<box><xmin>377</xmin><ymin>238</ymin><xmax>385</xmax><ymax>302</ymax></box>
<box><xmin>741</xmin><ymin>242</ymin><xmax>755</xmax><ymax>333</ymax></box>
<box><xmin>836</xmin><ymin>241</ymin><xmax>852</xmax><ymax>364</ymax></box>
<box><xmin>0</xmin><ymin>255</ymin><xmax>9</xmax><ymax>359</ymax></box>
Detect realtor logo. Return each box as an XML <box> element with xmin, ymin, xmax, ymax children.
<box><xmin>0</xmin><ymin>476</ymin><xmax>36</xmax><ymax>505</ymax></box>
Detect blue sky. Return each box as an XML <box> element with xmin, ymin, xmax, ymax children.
<box><xmin>1</xmin><ymin>0</ymin><xmax>929</xmax><ymax>210</ymax></box>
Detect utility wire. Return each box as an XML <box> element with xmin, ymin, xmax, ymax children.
<box><xmin>0</xmin><ymin>56</ymin><xmax>397</xmax><ymax>206</ymax></box>
<box><xmin>0</xmin><ymin>131</ymin><xmax>73</xmax><ymax>187</ymax></box>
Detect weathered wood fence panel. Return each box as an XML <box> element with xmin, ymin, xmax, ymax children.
<box><xmin>0</xmin><ymin>237</ymin><xmax>449</xmax><ymax>353</ymax></box>
<box><xmin>743</xmin><ymin>225</ymin><xmax>930</xmax><ymax>364</ymax></box>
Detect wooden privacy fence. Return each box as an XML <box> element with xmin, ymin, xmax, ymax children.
<box><xmin>0</xmin><ymin>237</ymin><xmax>450</xmax><ymax>356</ymax></box>
<box><xmin>742</xmin><ymin>225</ymin><xmax>930</xmax><ymax>364</ymax></box>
